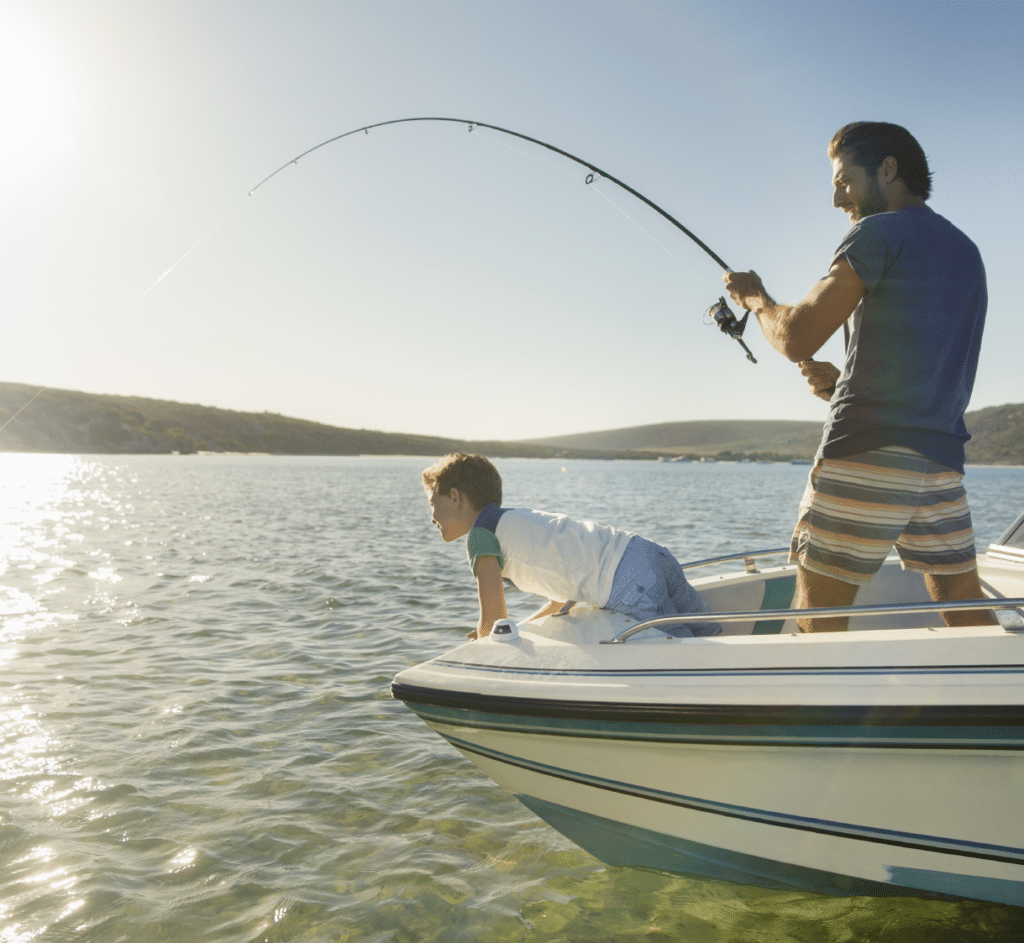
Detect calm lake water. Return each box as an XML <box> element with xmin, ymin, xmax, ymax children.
<box><xmin>2</xmin><ymin>453</ymin><xmax>1023</xmax><ymax>942</ymax></box>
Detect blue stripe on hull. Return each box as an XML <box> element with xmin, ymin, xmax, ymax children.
<box><xmin>515</xmin><ymin>795</ymin><xmax>1024</xmax><ymax>907</ymax></box>
<box><xmin>409</xmin><ymin>702</ymin><xmax>1024</xmax><ymax>749</ymax></box>
<box><xmin>429</xmin><ymin>661</ymin><xmax>1024</xmax><ymax>679</ymax></box>
<box><xmin>443</xmin><ymin>733</ymin><xmax>1024</xmax><ymax>866</ymax></box>
<box><xmin>886</xmin><ymin>867</ymin><xmax>1024</xmax><ymax>907</ymax></box>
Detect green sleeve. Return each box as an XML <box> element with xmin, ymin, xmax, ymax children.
<box><xmin>466</xmin><ymin>526</ymin><xmax>503</xmax><ymax>575</ymax></box>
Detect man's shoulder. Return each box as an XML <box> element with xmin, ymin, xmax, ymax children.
<box><xmin>839</xmin><ymin>207</ymin><xmax>979</xmax><ymax>260</ymax></box>
<box><xmin>861</xmin><ymin>207</ymin><xmax>974</xmax><ymax>244</ymax></box>
<box><xmin>848</xmin><ymin>207</ymin><xmax>921</xmax><ymax>238</ymax></box>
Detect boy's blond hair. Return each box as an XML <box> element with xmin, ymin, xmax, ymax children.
<box><xmin>422</xmin><ymin>453</ymin><xmax>502</xmax><ymax>510</ymax></box>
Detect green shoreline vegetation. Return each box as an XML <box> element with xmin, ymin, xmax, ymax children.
<box><xmin>2</xmin><ymin>381</ymin><xmax>1022</xmax><ymax>464</ymax></box>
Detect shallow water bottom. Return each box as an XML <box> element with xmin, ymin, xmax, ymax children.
<box><xmin>1</xmin><ymin>454</ymin><xmax>1021</xmax><ymax>941</ymax></box>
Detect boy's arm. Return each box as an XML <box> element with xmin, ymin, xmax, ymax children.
<box><xmin>472</xmin><ymin>554</ymin><xmax>508</xmax><ymax>639</ymax></box>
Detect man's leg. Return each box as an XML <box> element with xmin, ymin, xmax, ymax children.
<box><xmin>788</xmin><ymin>453</ymin><xmax>905</xmax><ymax>632</ymax></box>
<box><xmin>891</xmin><ymin>453</ymin><xmax>994</xmax><ymax>627</ymax></box>
<box><xmin>794</xmin><ymin>565</ymin><xmax>860</xmax><ymax>633</ymax></box>
<box><xmin>923</xmin><ymin>567</ymin><xmax>999</xmax><ymax>626</ymax></box>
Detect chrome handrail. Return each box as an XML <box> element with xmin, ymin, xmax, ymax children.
<box><xmin>681</xmin><ymin>547</ymin><xmax>790</xmax><ymax>574</ymax></box>
<box><xmin>600</xmin><ymin>597</ymin><xmax>1024</xmax><ymax>644</ymax></box>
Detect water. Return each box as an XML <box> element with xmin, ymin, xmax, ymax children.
<box><xmin>1</xmin><ymin>454</ymin><xmax>1022</xmax><ymax>942</ymax></box>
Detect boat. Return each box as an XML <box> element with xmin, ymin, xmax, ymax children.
<box><xmin>391</xmin><ymin>512</ymin><xmax>1024</xmax><ymax>906</ymax></box>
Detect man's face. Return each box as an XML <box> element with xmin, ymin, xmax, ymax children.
<box><xmin>831</xmin><ymin>151</ymin><xmax>887</xmax><ymax>222</ymax></box>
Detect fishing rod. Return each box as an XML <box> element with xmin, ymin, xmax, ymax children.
<box><xmin>250</xmin><ymin>116</ymin><xmax>757</xmax><ymax>363</ymax></box>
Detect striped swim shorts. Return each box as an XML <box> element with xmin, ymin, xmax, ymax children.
<box><xmin>789</xmin><ymin>446</ymin><xmax>977</xmax><ymax>585</ymax></box>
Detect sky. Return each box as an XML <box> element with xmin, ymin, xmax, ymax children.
<box><xmin>2</xmin><ymin>0</ymin><xmax>1022</xmax><ymax>441</ymax></box>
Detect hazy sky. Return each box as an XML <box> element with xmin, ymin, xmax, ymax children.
<box><xmin>3</xmin><ymin>0</ymin><xmax>1022</xmax><ymax>440</ymax></box>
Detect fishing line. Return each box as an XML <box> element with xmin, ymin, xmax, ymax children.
<box><xmin>96</xmin><ymin>205</ymin><xmax>241</xmax><ymax>338</ymax></box>
<box><xmin>0</xmin><ymin>387</ymin><xmax>49</xmax><ymax>435</ymax></box>
<box><xmin>249</xmin><ymin>116</ymin><xmax>757</xmax><ymax>363</ymax></box>
<box><xmin>0</xmin><ymin>202</ymin><xmax>246</xmax><ymax>437</ymax></box>
<box><xmin>4</xmin><ymin>114</ymin><xmax>757</xmax><ymax>442</ymax></box>
<box><xmin>249</xmin><ymin>117</ymin><xmax>733</xmax><ymax>269</ymax></box>
<box><xmin>467</xmin><ymin>127</ymin><xmax>585</xmax><ymax>183</ymax></box>
<box><xmin>469</xmin><ymin>126</ymin><xmax>703</xmax><ymax>282</ymax></box>
<box><xmin>587</xmin><ymin>182</ymin><xmax>703</xmax><ymax>283</ymax></box>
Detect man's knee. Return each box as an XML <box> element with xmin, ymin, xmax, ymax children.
<box><xmin>924</xmin><ymin>567</ymin><xmax>982</xmax><ymax>602</ymax></box>
<box><xmin>923</xmin><ymin>568</ymin><xmax>998</xmax><ymax>626</ymax></box>
<box><xmin>795</xmin><ymin>566</ymin><xmax>860</xmax><ymax>632</ymax></box>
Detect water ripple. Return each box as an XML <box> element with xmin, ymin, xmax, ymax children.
<box><xmin>0</xmin><ymin>455</ymin><xmax>1021</xmax><ymax>941</ymax></box>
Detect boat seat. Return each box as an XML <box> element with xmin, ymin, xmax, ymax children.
<box><xmin>752</xmin><ymin>575</ymin><xmax>797</xmax><ymax>634</ymax></box>
<box><xmin>696</xmin><ymin>571</ymin><xmax>798</xmax><ymax>636</ymax></box>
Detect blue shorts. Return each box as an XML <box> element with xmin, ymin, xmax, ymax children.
<box><xmin>604</xmin><ymin>536</ymin><xmax>719</xmax><ymax>637</ymax></box>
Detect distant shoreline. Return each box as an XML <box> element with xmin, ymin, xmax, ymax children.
<box><xmin>2</xmin><ymin>381</ymin><xmax>1021</xmax><ymax>465</ymax></box>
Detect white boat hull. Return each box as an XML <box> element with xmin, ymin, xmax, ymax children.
<box><xmin>425</xmin><ymin>723</ymin><xmax>1023</xmax><ymax>903</ymax></box>
<box><xmin>393</xmin><ymin>534</ymin><xmax>1024</xmax><ymax>906</ymax></box>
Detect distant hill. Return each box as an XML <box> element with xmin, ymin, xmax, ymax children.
<box><xmin>528</xmin><ymin>408</ymin><xmax>1024</xmax><ymax>465</ymax></box>
<box><xmin>1</xmin><ymin>381</ymin><xmax>1021</xmax><ymax>464</ymax></box>
<box><xmin>523</xmin><ymin>420</ymin><xmax>824</xmax><ymax>459</ymax></box>
<box><xmin>961</xmin><ymin>403</ymin><xmax>1024</xmax><ymax>464</ymax></box>
<box><xmin>0</xmin><ymin>382</ymin><xmax>642</xmax><ymax>460</ymax></box>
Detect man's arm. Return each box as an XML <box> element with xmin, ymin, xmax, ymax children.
<box><xmin>473</xmin><ymin>554</ymin><xmax>508</xmax><ymax>639</ymax></box>
<box><xmin>723</xmin><ymin>258</ymin><xmax>865</xmax><ymax>363</ymax></box>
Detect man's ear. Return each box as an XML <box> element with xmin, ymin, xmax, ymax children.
<box><xmin>879</xmin><ymin>154</ymin><xmax>899</xmax><ymax>184</ymax></box>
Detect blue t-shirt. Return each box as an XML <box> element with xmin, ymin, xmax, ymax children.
<box><xmin>820</xmin><ymin>206</ymin><xmax>986</xmax><ymax>474</ymax></box>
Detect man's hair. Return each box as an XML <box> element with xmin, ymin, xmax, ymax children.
<box><xmin>422</xmin><ymin>453</ymin><xmax>502</xmax><ymax>509</ymax></box>
<box><xmin>828</xmin><ymin>121</ymin><xmax>932</xmax><ymax>200</ymax></box>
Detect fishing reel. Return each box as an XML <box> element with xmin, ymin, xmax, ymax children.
<box><xmin>705</xmin><ymin>297</ymin><xmax>757</xmax><ymax>364</ymax></box>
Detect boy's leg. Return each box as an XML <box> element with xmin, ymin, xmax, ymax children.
<box><xmin>665</xmin><ymin>554</ymin><xmax>719</xmax><ymax>636</ymax></box>
<box><xmin>605</xmin><ymin>538</ymin><xmax>718</xmax><ymax>636</ymax></box>
<box><xmin>605</xmin><ymin>537</ymin><xmax>680</xmax><ymax>630</ymax></box>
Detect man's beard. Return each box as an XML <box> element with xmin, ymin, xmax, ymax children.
<box><xmin>852</xmin><ymin>176</ymin><xmax>888</xmax><ymax>220</ymax></box>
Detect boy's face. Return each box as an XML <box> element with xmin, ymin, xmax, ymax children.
<box><xmin>428</xmin><ymin>487</ymin><xmax>476</xmax><ymax>543</ymax></box>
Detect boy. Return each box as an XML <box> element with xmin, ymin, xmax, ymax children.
<box><xmin>422</xmin><ymin>453</ymin><xmax>718</xmax><ymax>639</ymax></box>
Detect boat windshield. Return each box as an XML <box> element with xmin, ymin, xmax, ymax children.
<box><xmin>995</xmin><ymin>512</ymin><xmax>1024</xmax><ymax>550</ymax></box>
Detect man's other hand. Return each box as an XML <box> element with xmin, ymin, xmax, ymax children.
<box><xmin>799</xmin><ymin>360</ymin><xmax>841</xmax><ymax>401</ymax></box>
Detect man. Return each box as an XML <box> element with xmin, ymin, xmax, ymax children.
<box><xmin>723</xmin><ymin>121</ymin><xmax>995</xmax><ymax>632</ymax></box>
